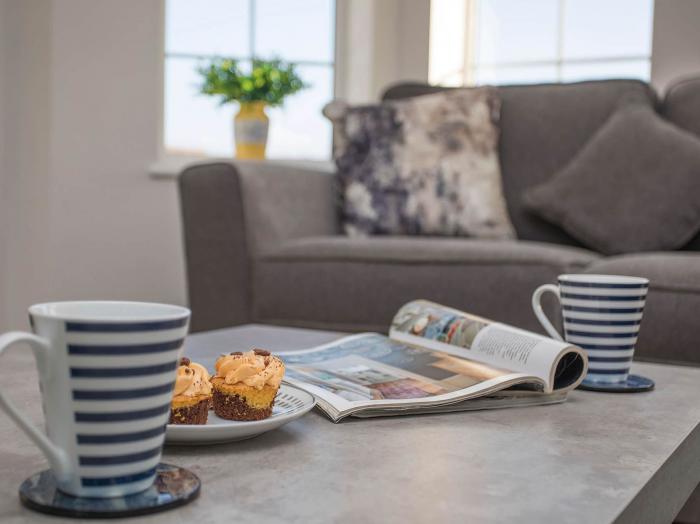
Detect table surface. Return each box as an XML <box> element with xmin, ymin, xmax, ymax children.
<box><xmin>1</xmin><ymin>323</ymin><xmax>700</xmax><ymax>524</ymax></box>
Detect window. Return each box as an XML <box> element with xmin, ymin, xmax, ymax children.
<box><xmin>164</xmin><ymin>0</ymin><xmax>336</xmax><ymax>160</ymax></box>
<box><xmin>429</xmin><ymin>0</ymin><xmax>654</xmax><ymax>86</ymax></box>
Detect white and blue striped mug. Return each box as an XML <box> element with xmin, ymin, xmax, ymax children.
<box><xmin>0</xmin><ymin>301</ymin><xmax>190</xmax><ymax>497</ymax></box>
<box><xmin>532</xmin><ymin>275</ymin><xmax>649</xmax><ymax>384</ymax></box>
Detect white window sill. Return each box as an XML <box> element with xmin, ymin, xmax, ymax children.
<box><xmin>149</xmin><ymin>155</ymin><xmax>335</xmax><ymax>180</ymax></box>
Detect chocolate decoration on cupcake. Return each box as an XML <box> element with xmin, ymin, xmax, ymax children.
<box><xmin>169</xmin><ymin>359</ymin><xmax>213</xmax><ymax>425</ymax></box>
<box><xmin>211</xmin><ymin>349</ymin><xmax>285</xmax><ymax>421</ymax></box>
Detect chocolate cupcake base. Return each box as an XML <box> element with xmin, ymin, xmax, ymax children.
<box><xmin>212</xmin><ymin>389</ymin><xmax>275</xmax><ymax>421</ymax></box>
<box><xmin>169</xmin><ymin>398</ymin><xmax>209</xmax><ymax>425</ymax></box>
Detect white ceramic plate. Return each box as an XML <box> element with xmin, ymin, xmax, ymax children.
<box><xmin>165</xmin><ymin>384</ymin><xmax>315</xmax><ymax>445</ymax></box>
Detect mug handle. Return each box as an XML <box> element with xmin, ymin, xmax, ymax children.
<box><xmin>531</xmin><ymin>284</ymin><xmax>564</xmax><ymax>341</ymax></box>
<box><xmin>0</xmin><ymin>332</ymin><xmax>71</xmax><ymax>480</ymax></box>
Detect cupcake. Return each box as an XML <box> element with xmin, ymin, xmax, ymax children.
<box><xmin>169</xmin><ymin>357</ymin><xmax>212</xmax><ymax>425</ymax></box>
<box><xmin>211</xmin><ymin>349</ymin><xmax>285</xmax><ymax>421</ymax></box>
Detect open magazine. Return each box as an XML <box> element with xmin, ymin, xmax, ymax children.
<box><xmin>279</xmin><ymin>300</ymin><xmax>588</xmax><ymax>422</ymax></box>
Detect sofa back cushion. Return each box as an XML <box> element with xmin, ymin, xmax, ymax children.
<box><xmin>522</xmin><ymin>103</ymin><xmax>700</xmax><ymax>254</ymax></box>
<box><xmin>662</xmin><ymin>75</ymin><xmax>700</xmax><ymax>251</ymax></box>
<box><xmin>383</xmin><ymin>80</ymin><xmax>657</xmax><ymax>247</ymax></box>
<box><xmin>662</xmin><ymin>76</ymin><xmax>700</xmax><ymax>137</ymax></box>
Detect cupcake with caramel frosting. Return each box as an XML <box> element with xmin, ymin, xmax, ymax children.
<box><xmin>211</xmin><ymin>349</ymin><xmax>285</xmax><ymax>421</ymax></box>
<box><xmin>169</xmin><ymin>357</ymin><xmax>212</xmax><ymax>425</ymax></box>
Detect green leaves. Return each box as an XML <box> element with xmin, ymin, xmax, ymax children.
<box><xmin>197</xmin><ymin>58</ymin><xmax>307</xmax><ymax>107</ymax></box>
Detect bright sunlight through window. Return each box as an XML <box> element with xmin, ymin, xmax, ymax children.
<box><xmin>164</xmin><ymin>0</ymin><xmax>335</xmax><ymax>160</ymax></box>
<box><xmin>430</xmin><ymin>0</ymin><xmax>654</xmax><ymax>86</ymax></box>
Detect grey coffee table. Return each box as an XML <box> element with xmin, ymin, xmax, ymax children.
<box><xmin>1</xmin><ymin>324</ymin><xmax>699</xmax><ymax>524</ymax></box>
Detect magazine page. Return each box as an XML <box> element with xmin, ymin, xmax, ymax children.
<box><xmin>278</xmin><ymin>333</ymin><xmax>544</xmax><ymax>422</ymax></box>
<box><xmin>352</xmin><ymin>391</ymin><xmax>568</xmax><ymax>418</ymax></box>
<box><xmin>389</xmin><ymin>300</ymin><xmax>587</xmax><ymax>392</ymax></box>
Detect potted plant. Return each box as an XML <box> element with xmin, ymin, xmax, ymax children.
<box><xmin>198</xmin><ymin>58</ymin><xmax>307</xmax><ymax>160</ymax></box>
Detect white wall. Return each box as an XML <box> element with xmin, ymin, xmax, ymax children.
<box><xmin>0</xmin><ymin>0</ymin><xmax>186</xmax><ymax>330</ymax></box>
<box><xmin>47</xmin><ymin>0</ymin><xmax>185</xmax><ymax>313</ymax></box>
<box><xmin>650</xmin><ymin>0</ymin><xmax>700</xmax><ymax>92</ymax></box>
<box><xmin>0</xmin><ymin>1</ymin><xmax>10</xmax><ymax>329</ymax></box>
<box><xmin>0</xmin><ymin>0</ymin><xmax>52</xmax><ymax>330</ymax></box>
<box><xmin>335</xmin><ymin>0</ymin><xmax>430</xmax><ymax>103</ymax></box>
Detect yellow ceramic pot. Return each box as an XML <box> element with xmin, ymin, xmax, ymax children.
<box><xmin>234</xmin><ymin>101</ymin><xmax>269</xmax><ymax>160</ymax></box>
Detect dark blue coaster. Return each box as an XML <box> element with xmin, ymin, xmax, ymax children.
<box><xmin>19</xmin><ymin>463</ymin><xmax>200</xmax><ymax>518</ymax></box>
<box><xmin>579</xmin><ymin>374</ymin><xmax>655</xmax><ymax>393</ymax></box>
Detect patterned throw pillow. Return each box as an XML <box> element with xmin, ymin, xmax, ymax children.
<box><xmin>324</xmin><ymin>88</ymin><xmax>515</xmax><ymax>238</ymax></box>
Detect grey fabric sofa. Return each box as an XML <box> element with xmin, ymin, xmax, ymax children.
<box><xmin>178</xmin><ymin>77</ymin><xmax>700</xmax><ymax>367</ymax></box>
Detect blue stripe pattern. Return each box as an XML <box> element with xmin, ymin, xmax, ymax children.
<box><xmin>66</xmin><ymin>318</ymin><xmax>187</xmax><ymax>332</ymax></box>
<box><xmin>79</xmin><ymin>446</ymin><xmax>162</xmax><ymax>466</ymax></box>
<box><xmin>81</xmin><ymin>468</ymin><xmax>157</xmax><ymax>487</ymax></box>
<box><xmin>565</xmin><ymin>318</ymin><xmax>641</xmax><ymax>326</ymax></box>
<box><xmin>562</xmin><ymin>281</ymin><xmax>648</xmax><ymax>289</ymax></box>
<box><xmin>576</xmin><ymin>344</ymin><xmax>636</xmax><ymax>350</ymax></box>
<box><xmin>77</xmin><ymin>425</ymin><xmax>166</xmax><ymax>445</ymax></box>
<box><xmin>68</xmin><ymin>339</ymin><xmax>184</xmax><ymax>355</ymax></box>
<box><xmin>73</xmin><ymin>382</ymin><xmax>174</xmax><ymax>400</ymax></box>
<box><xmin>561</xmin><ymin>293</ymin><xmax>645</xmax><ymax>301</ymax></box>
<box><xmin>75</xmin><ymin>404</ymin><xmax>170</xmax><ymax>423</ymax></box>
<box><xmin>566</xmin><ymin>331</ymin><xmax>638</xmax><ymax>338</ymax></box>
<box><xmin>588</xmin><ymin>356</ymin><xmax>632</xmax><ymax>362</ymax></box>
<box><xmin>61</xmin><ymin>313</ymin><xmax>188</xmax><ymax>494</ymax></box>
<box><xmin>585</xmin><ymin>368</ymin><xmax>630</xmax><ymax>375</ymax></box>
<box><xmin>70</xmin><ymin>361</ymin><xmax>177</xmax><ymax>378</ymax></box>
<box><xmin>563</xmin><ymin>305</ymin><xmax>644</xmax><ymax>314</ymax></box>
<box><xmin>560</xmin><ymin>277</ymin><xmax>647</xmax><ymax>384</ymax></box>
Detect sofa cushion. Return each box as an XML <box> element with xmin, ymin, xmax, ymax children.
<box><xmin>326</xmin><ymin>89</ymin><xmax>515</xmax><ymax>239</ymax></box>
<box><xmin>523</xmin><ymin>103</ymin><xmax>700</xmax><ymax>255</ymax></box>
<box><xmin>382</xmin><ymin>80</ymin><xmax>657</xmax><ymax>246</ymax></box>
<box><xmin>261</xmin><ymin>236</ymin><xmax>597</xmax><ymax>265</ymax></box>
<box><xmin>584</xmin><ymin>253</ymin><xmax>700</xmax><ymax>365</ymax></box>
<box><xmin>253</xmin><ymin>236</ymin><xmax>598</xmax><ymax>334</ymax></box>
<box><xmin>662</xmin><ymin>75</ymin><xmax>700</xmax><ymax>139</ymax></box>
<box><xmin>662</xmin><ymin>76</ymin><xmax>700</xmax><ymax>252</ymax></box>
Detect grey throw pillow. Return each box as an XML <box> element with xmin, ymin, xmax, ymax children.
<box><xmin>523</xmin><ymin>104</ymin><xmax>700</xmax><ymax>254</ymax></box>
<box><xmin>324</xmin><ymin>89</ymin><xmax>515</xmax><ymax>239</ymax></box>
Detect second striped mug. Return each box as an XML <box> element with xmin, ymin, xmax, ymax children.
<box><xmin>532</xmin><ymin>274</ymin><xmax>648</xmax><ymax>384</ymax></box>
<box><xmin>0</xmin><ymin>301</ymin><xmax>190</xmax><ymax>497</ymax></box>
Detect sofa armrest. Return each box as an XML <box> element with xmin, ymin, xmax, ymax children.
<box><xmin>236</xmin><ymin>161</ymin><xmax>340</xmax><ymax>254</ymax></box>
<box><xmin>179</xmin><ymin>163</ymin><xmax>250</xmax><ymax>332</ymax></box>
<box><xmin>178</xmin><ymin>161</ymin><xmax>339</xmax><ymax>332</ymax></box>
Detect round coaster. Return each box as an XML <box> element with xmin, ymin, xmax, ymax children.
<box><xmin>578</xmin><ymin>374</ymin><xmax>655</xmax><ymax>393</ymax></box>
<box><xmin>19</xmin><ymin>463</ymin><xmax>200</xmax><ymax>518</ymax></box>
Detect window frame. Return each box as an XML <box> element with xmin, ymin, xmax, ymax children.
<box><xmin>430</xmin><ymin>0</ymin><xmax>654</xmax><ymax>86</ymax></box>
<box><xmin>158</xmin><ymin>0</ymin><xmax>340</xmax><ymax>162</ymax></box>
